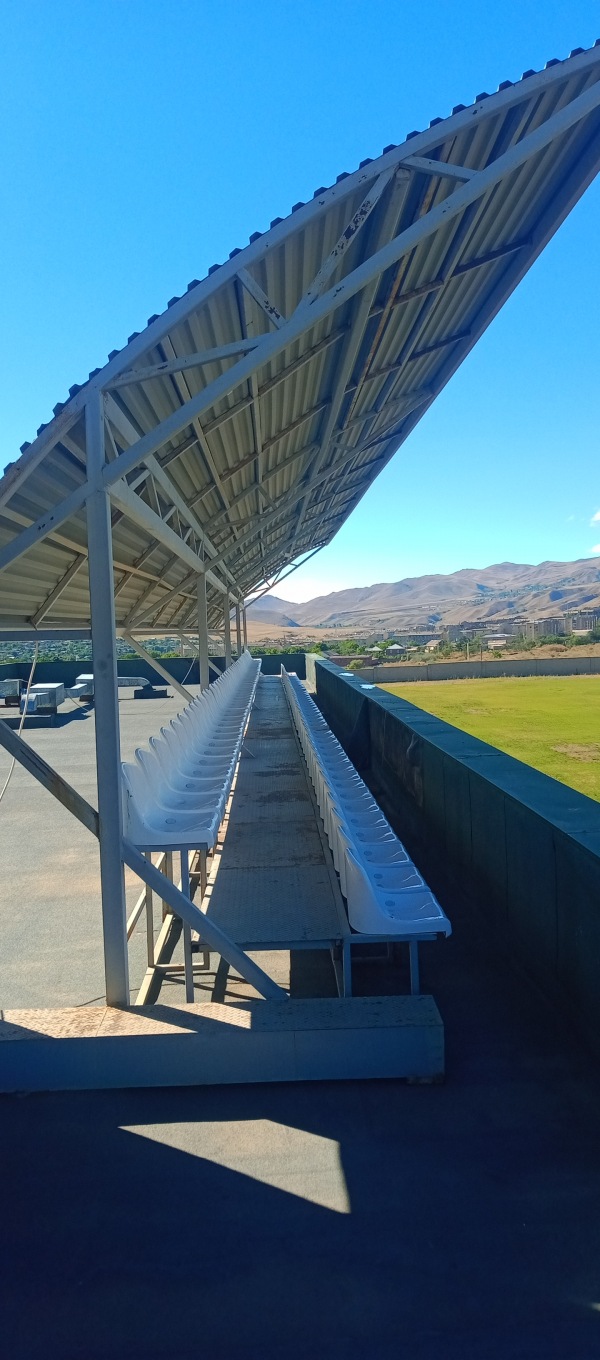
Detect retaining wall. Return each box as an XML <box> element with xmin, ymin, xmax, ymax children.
<box><xmin>0</xmin><ymin>652</ymin><xmax>305</xmax><ymax>687</ymax></box>
<box><xmin>314</xmin><ymin>658</ymin><xmax>600</xmax><ymax>1059</ymax></box>
<box><xmin>341</xmin><ymin>655</ymin><xmax>600</xmax><ymax>683</ymax></box>
<box><xmin>253</xmin><ymin>653</ymin><xmax>307</xmax><ymax>677</ymax></box>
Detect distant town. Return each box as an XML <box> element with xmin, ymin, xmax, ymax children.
<box><xmin>2</xmin><ymin>607</ymin><xmax>600</xmax><ymax>667</ymax></box>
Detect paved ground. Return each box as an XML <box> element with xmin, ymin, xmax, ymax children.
<box><xmin>0</xmin><ymin>688</ymin><xmax>191</xmax><ymax>1006</ymax></box>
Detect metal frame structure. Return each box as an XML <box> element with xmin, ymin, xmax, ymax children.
<box><xmin>0</xmin><ymin>45</ymin><xmax>599</xmax><ymax>1007</ymax></box>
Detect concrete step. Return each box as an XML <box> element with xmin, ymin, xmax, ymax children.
<box><xmin>0</xmin><ymin>994</ymin><xmax>444</xmax><ymax>1091</ymax></box>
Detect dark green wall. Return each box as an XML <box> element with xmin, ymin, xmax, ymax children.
<box><xmin>0</xmin><ymin>657</ymin><xmax>219</xmax><ymax>686</ymax></box>
<box><xmin>0</xmin><ymin>653</ymin><xmax>305</xmax><ymax>686</ymax></box>
<box><xmin>314</xmin><ymin>658</ymin><xmax>600</xmax><ymax>1058</ymax></box>
<box><xmin>252</xmin><ymin>653</ymin><xmax>307</xmax><ymax>677</ymax></box>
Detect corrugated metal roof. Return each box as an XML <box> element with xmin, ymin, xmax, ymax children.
<box><xmin>1</xmin><ymin>43</ymin><xmax>599</xmax><ymax>635</ymax></box>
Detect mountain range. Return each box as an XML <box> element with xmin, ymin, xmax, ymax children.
<box><xmin>247</xmin><ymin>559</ymin><xmax>600</xmax><ymax>632</ymax></box>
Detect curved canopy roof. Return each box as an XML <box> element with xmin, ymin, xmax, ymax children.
<box><xmin>1</xmin><ymin>43</ymin><xmax>600</xmax><ymax>636</ymax></box>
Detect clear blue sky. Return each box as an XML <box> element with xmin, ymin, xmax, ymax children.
<box><xmin>1</xmin><ymin>1</ymin><xmax>599</xmax><ymax>601</ymax></box>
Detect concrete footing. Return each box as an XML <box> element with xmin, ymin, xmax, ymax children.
<box><xmin>0</xmin><ymin>995</ymin><xmax>444</xmax><ymax>1091</ymax></box>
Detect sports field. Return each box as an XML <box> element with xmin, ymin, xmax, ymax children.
<box><xmin>378</xmin><ymin>675</ymin><xmax>600</xmax><ymax>801</ymax></box>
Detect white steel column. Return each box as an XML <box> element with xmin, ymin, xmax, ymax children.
<box><xmin>85</xmin><ymin>392</ymin><xmax>130</xmax><ymax>1006</ymax></box>
<box><xmin>181</xmin><ymin>850</ymin><xmax>194</xmax><ymax>1002</ymax></box>
<box><xmin>223</xmin><ymin>594</ymin><xmax>232</xmax><ymax>667</ymax></box>
<box><xmin>242</xmin><ymin>606</ymin><xmax>248</xmax><ymax>649</ymax></box>
<box><xmin>197</xmin><ymin>572</ymin><xmax>210</xmax><ymax>691</ymax></box>
<box><xmin>235</xmin><ymin>603</ymin><xmax>242</xmax><ymax>657</ymax></box>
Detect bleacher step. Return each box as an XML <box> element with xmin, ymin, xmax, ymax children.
<box><xmin>0</xmin><ymin>995</ymin><xmax>444</xmax><ymax>1091</ymax></box>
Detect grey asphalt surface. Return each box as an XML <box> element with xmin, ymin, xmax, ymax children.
<box><xmin>0</xmin><ymin>689</ymin><xmax>192</xmax><ymax>1007</ymax></box>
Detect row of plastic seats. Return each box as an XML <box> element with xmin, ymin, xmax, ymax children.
<box><xmin>122</xmin><ymin>652</ymin><xmax>260</xmax><ymax>851</ymax></box>
<box><xmin>281</xmin><ymin>668</ymin><xmax>451</xmax><ymax>943</ymax></box>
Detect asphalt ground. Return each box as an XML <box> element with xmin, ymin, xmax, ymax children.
<box><xmin>0</xmin><ymin>687</ymin><xmax>192</xmax><ymax>1007</ymax></box>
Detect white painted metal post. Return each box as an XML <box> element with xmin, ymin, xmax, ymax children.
<box><xmin>85</xmin><ymin>392</ymin><xmax>130</xmax><ymax>1006</ymax></box>
<box><xmin>181</xmin><ymin>850</ymin><xmax>194</xmax><ymax>1002</ymax></box>
<box><xmin>224</xmin><ymin>593</ymin><xmax>232</xmax><ymax>668</ymax></box>
<box><xmin>197</xmin><ymin>572</ymin><xmax>210</xmax><ymax>691</ymax></box>
<box><xmin>199</xmin><ymin>849</ymin><xmax>210</xmax><ymax>969</ymax></box>
<box><xmin>162</xmin><ymin>851</ymin><xmax>173</xmax><ymax>921</ymax></box>
<box><xmin>235</xmin><ymin>603</ymin><xmax>242</xmax><ymax>657</ymax></box>
<box><xmin>242</xmin><ymin>606</ymin><xmax>248</xmax><ymax>650</ymax></box>
<box><xmin>144</xmin><ymin>852</ymin><xmax>154</xmax><ymax>966</ymax></box>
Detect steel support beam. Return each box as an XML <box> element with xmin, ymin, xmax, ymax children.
<box><xmin>29</xmin><ymin>552</ymin><xmax>86</xmax><ymax>627</ymax></box>
<box><xmin>85</xmin><ymin>393</ymin><xmax>129</xmax><ymax>1007</ymax></box>
<box><xmin>0</xmin><ymin>406</ymin><xmax>81</xmax><ymax>513</ymax></box>
<box><xmin>235</xmin><ymin>603</ymin><xmax>242</xmax><ymax>657</ymax></box>
<box><xmin>124</xmin><ymin>568</ymin><xmax>197</xmax><ymax>629</ymax></box>
<box><xmin>236</xmin><ymin>268</ymin><xmax>287</xmax><ymax>328</ymax></box>
<box><xmin>223</xmin><ymin>594</ymin><xmax>232</xmax><ymax>667</ymax></box>
<box><xmin>235</xmin><ymin>277</ymin><xmax>266</xmax><ymax>562</ymax></box>
<box><xmin>197</xmin><ymin>571</ymin><xmax>210</xmax><ymax>691</ymax></box>
<box><xmin>120</xmin><ymin>631</ymin><xmax>193</xmax><ymax>703</ymax></box>
<box><xmin>105</xmin><ymin>392</ymin><xmax>240</xmax><ymax>597</ymax></box>
<box><xmin>401</xmin><ymin>153</ymin><xmax>475</xmax><ymax>181</ymax></box>
<box><xmin>296</xmin><ymin>168</ymin><xmax>396</xmax><ymax>309</ymax></box>
<box><xmin>289</xmin><ymin>167</ymin><xmax>412</xmax><ymax>545</ymax></box>
<box><xmin>152</xmin><ymin>339</ymin><xmax>246</xmax><ymax>574</ymax></box>
<box><xmin>109</xmin><ymin>478</ymin><xmax>206</xmax><ymax>575</ymax></box>
<box><xmin>208</xmin><ymin>441</ymin><xmax>384</xmax><ymax>568</ymax></box>
<box><xmin>108</xmin><ymin>339</ymin><xmax>260</xmax><ymax>389</ymax></box>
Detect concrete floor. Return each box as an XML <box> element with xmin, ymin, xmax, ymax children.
<box><xmin>3</xmin><ymin>679</ymin><xmax>600</xmax><ymax>1356</ymax></box>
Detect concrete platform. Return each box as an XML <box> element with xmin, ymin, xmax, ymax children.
<box><xmin>0</xmin><ymin>994</ymin><xmax>444</xmax><ymax>1091</ymax></box>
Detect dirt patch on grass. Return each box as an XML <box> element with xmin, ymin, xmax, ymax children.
<box><xmin>553</xmin><ymin>743</ymin><xmax>600</xmax><ymax>763</ymax></box>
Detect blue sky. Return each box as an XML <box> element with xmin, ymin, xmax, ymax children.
<box><xmin>1</xmin><ymin>1</ymin><xmax>599</xmax><ymax>601</ymax></box>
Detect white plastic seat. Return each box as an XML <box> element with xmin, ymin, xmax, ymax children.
<box><xmin>280</xmin><ymin>666</ymin><xmax>452</xmax><ymax>974</ymax></box>
<box><xmin>344</xmin><ymin>848</ymin><xmax>451</xmax><ymax>937</ymax></box>
<box><xmin>134</xmin><ymin>749</ymin><xmax>227</xmax><ymax>821</ymax></box>
<box><xmin>122</xmin><ymin>652</ymin><xmax>260</xmax><ymax>852</ymax></box>
<box><xmin>148</xmin><ymin>736</ymin><xmax>227</xmax><ymax>795</ymax></box>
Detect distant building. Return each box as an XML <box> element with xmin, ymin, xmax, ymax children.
<box><xmin>522</xmin><ymin>617</ymin><xmax>571</xmax><ymax>639</ymax></box>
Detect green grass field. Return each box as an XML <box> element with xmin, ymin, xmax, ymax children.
<box><xmin>379</xmin><ymin>675</ymin><xmax>600</xmax><ymax>801</ymax></box>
